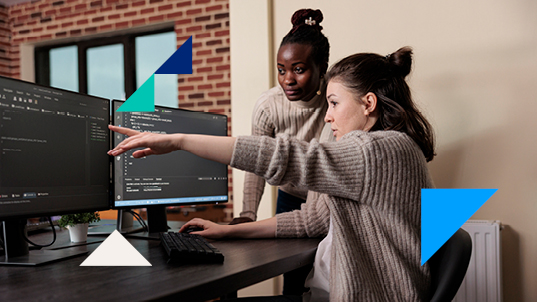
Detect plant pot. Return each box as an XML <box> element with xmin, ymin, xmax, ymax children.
<box><xmin>67</xmin><ymin>223</ymin><xmax>89</xmax><ymax>243</ymax></box>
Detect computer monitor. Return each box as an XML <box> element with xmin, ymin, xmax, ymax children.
<box><xmin>0</xmin><ymin>75</ymin><xmax>110</xmax><ymax>266</ymax></box>
<box><xmin>107</xmin><ymin>100</ymin><xmax>228</xmax><ymax>238</ymax></box>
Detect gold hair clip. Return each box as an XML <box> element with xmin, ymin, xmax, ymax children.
<box><xmin>305</xmin><ymin>17</ymin><xmax>316</xmax><ymax>26</ymax></box>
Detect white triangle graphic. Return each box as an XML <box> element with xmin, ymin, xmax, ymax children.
<box><xmin>80</xmin><ymin>230</ymin><xmax>151</xmax><ymax>266</ymax></box>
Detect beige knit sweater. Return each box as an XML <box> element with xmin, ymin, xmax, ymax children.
<box><xmin>240</xmin><ymin>84</ymin><xmax>329</xmax><ymax>220</ymax></box>
<box><xmin>230</xmin><ymin>130</ymin><xmax>433</xmax><ymax>301</ymax></box>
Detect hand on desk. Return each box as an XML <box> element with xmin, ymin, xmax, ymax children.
<box><xmin>179</xmin><ymin>218</ymin><xmax>230</xmax><ymax>239</ymax></box>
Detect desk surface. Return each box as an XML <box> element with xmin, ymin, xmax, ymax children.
<box><xmin>0</xmin><ymin>224</ymin><xmax>320</xmax><ymax>302</ymax></box>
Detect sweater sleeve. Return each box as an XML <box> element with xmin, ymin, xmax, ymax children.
<box><xmin>231</xmin><ymin>132</ymin><xmax>367</xmax><ymax>201</ymax></box>
<box><xmin>275</xmin><ymin>191</ymin><xmax>330</xmax><ymax>238</ymax></box>
<box><xmin>239</xmin><ymin>101</ymin><xmax>275</xmax><ymax>220</ymax></box>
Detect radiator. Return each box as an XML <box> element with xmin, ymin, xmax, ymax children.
<box><xmin>453</xmin><ymin>220</ymin><xmax>503</xmax><ymax>302</ymax></box>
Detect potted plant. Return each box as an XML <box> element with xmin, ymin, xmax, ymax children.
<box><xmin>58</xmin><ymin>212</ymin><xmax>101</xmax><ymax>243</ymax></box>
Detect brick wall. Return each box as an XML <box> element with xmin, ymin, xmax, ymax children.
<box><xmin>4</xmin><ymin>0</ymin><xmax>234</xmax><ymax>206</ymax></box>
<box><xmin>0</xmin><ymin>5</ymin><xmax>9</xmax><ymax>76</ymax></box>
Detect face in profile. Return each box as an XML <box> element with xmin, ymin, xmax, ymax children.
<box><xmin>276</xmin><ymin>43</ymin><xmax>322</xmax><ymax>102</ymax></box>
<box><xmin>324</xmin><ymin>81</ymin><xmax>370</xmax><ymax>141</ymax></box>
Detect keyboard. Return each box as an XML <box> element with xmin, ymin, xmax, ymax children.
<box><xmin>160</xmin><ymin>232</ymin><xmax>224</xmax><ymax>264</ymax></box>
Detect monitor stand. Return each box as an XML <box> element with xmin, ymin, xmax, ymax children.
<box><xmin>87</xmin><ymin>210</ymin><xmax>145</xmax><ymax>236</ymax></box>
<box><xmin>125</xmin><ymin>206</ymin><xmax>170</xmax><ymax>240</ymax></box>
<box><xmin>0</xmin><ymin>220</ymin><xmax>88</xmax><ymax>266</ymax></box>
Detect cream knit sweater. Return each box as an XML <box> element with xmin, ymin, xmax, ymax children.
<box><xmin>240</xmin><ymin>84</ymin><xmax>329</xmax><ymax>220</ymax></box>
<box><xmin>230</xmin><ymin>130</ymin><xmax>433</xmax><ymax>301</ymax></box>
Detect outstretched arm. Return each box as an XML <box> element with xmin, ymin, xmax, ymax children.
<box><xmin>108</xmin><ymin>125</ymin><xmax>236</xmax><ymax>165</ymax></box>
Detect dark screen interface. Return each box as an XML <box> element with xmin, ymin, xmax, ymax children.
<box><xmin>0</xmin><ymin>77</ymin><xmax>110</xmax><ymax>219</ymax></box>
<box><xmin>112</xmin><ymin>101</ymin><xmax>228</xmax><ymax>208</ymax></box>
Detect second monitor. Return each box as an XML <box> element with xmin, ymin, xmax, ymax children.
<box><xmin>104</xmin><ymin>100</ymin><xmax>228</xmax><ymax>236</ymax></box>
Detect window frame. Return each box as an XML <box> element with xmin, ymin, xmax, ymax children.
<box><xmin>34</xmin><ymin>27</ymin><xmax>174</xmax><ymax>99</ymax></box>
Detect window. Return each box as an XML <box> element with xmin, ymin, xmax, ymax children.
<box><xmin>35</xmin><ymin>29</ymin><xmax>178</xmax><ymax>108</ymax></box>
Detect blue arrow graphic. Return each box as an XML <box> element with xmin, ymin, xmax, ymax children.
<box><xmin>421</xmin><ymin>188</ymin><xmax>497</xmax><ymax>265</ymax></box>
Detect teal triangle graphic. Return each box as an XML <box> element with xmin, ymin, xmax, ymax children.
<box><xmin>117</xmin><ymin>74</ymin><xmax>155</xmax><ymax>112</ymax></box>
<box><xmin>155</xmin><ymin>36</ymin><xmax>193</xmax><ymax>74</ymax></box>
<box><xmin>421</xmin><ymin>188</ymin><xmax>497</xmax><ymax>265</ymax></box>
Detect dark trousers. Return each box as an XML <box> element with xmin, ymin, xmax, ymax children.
<box><xmin>276</xmin><ymin>189</ymin><xmax>311</xmax><ymax>296</ymax></box>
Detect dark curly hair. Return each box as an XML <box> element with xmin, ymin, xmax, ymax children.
<box><xmin>280</xmin><ymin>9</ymin><xmax>330</xmax><ymax>75</ymax></box>
<box><xmin>326</xmin><ymin>47</ymin><xmax>436</xmax><ymax>162</ymax></box>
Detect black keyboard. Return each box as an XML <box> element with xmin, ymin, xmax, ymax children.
<box><xmin>160</xmin><ymin>232</ymin><xmax>224</xmax><ymax>263</ymax></box>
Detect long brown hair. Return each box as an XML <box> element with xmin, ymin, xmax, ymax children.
<box><xmin>326</xmin><ymin>47</ymin><xmax>436</xmax><ymax>162</ymax></box>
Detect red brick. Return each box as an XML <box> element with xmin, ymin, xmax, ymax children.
<box><xmin>99</xmin><ymin>24</ymin><xmax>113</xmax><ymax>30</ymax></box>
<box><xmin>45</xmin><ymin>9</ymin><xmax>56</xmax><ymax>16</ymax></box>
<box><xmin>109</xmin><ymin>14</ymin><xmax>121</xmax><ymax>20</ymax></box>
<box><xmin>132</xmin><ymin>18</ymin><xmax>146</xmax><ymax>26</ymax></box>
<box><xmin>195</xmin><ymin>16</ymin><xmax>211</xmax><ymax>22</ymax></box>
<box><xmin>186</xmin><ymin>8</ymin><xmax>202</xmax><ymax>15</ymax></box>
<box><xmin>180</xmin><ymin>102</ymin><xmax>194</xmax><ymax>108</ymax></box>
<box><xmin>207</xmin><ymin>57</ymin><xmax>223</xmax><ymax>63</ymax></box>
<box><xmin>61</xmin><ymin>22</ymin><xmax>73</xmax><ymax>28</ymax></box>
<box><xmin>197</xmin><ymin>67</ymin><xmax>212</xmax><ymax>73</ymax></box>
<box><xmin>141</xmin><ymin>8</ymin><xmax>154</xmax><ymax>14</ymax></box>
<box><xmin>206</xmin><ymin>5</ymin><xmax>222</xmax><ymax>12</ymax></box>
<box><xmin>116</xmin><ymin>21</ymin><xmax>129</xmax><ymax>28</ymax></box>
<box><xmin>75</xmin><ymin>4</ymin><xmax>87</xmax><ymax>10</ymax></box>
<box><xmin>158</xmin><ymin>4</ymin><xmax>173</xmax><ymax>11</ymax></box>
<box><xmin>176</xmin><ymin>1</ymin><xmax>191</xmax><ymax>8</ymax></box>
<box><xmin>47</xmin><ymin>25</ymin><xmax>59</xmax><ymax>30</ymax></box>
<box><xmin>208</xmin><ymin>74</ymin><xmax>223</xmax><ymax>80</ymax></box>
<box><xmin>198</xmin><ymin>84</ymin><xmax>212</xmax><ymax>90</ymax></box>
<box><xmin>192</xmin><ymin>59</ymin><xmax>203</xmax><ymax>65</ymax></box>
<box><xmin>187</xmin><ymin>76</ymin><xmax>203</xmax><ymax>82</ymax></box>
<box><xmin>149</xmin><ymin>15</ymin><xmax>165</xmax><ymax>22</ymax></box>
<box><xmin>70</xmin><ymin>29</ymin><xmax>82</xmax><ymax>35</ymax></box>
<box><xmin>175</xmin><ymin>18</ymin><xmax>191</xmax><ymax>25</ymax></box>
<box><xmin>186</xmin><ymin>25</ymin><xmax>202</xmax><ymax>33</ymax></box>
<box><xmin>206</xmin><ymin>39</ymin><xmax>222</xmax><ymax>46</ymax></box>
<box><xmin>33</xmin><ymin>27</ymin><xmax>43</xmax><ymax>33</ymax></box>
<box><xmin>60</xmin><ymin>7</ymin><xmax>71</xmax><ymax>13</ymax></box>
<box><xmin>217</xmin><ymin>100</ymin><xmax>231</xmax><ymax>106</ymax></box>
<box><xmin>195</xmin><ymin>0</ymin><xmax>210</xmax><ymax>4</ymax></box>
<box><xmin>178</xmin><ymin>85</ymin><xmax>194</xmax><ymax>92</ymax></box>
<box><xmin>214</xmin><ymin>12</ymin><xmax>228</xmax><ymax>20</ymax></box>
<box><xmin>216</xmin><ymin>47</ymin><xmax>229</xmax><ymax>53</ymax></box>
<box><xmin>93</xmin><ymin>16</ymin><xmax>105</xmax><ymax>22</ymax></box>
<box><xmin>90</xmin><ymin>1</ymin><xmax>102</xmax><ymax>7</ymax></box>
<box><xmin>208</xmin><ymin>91</ymin><xmax>224</xmax><ymax>97</ymax></box>
<box><xmin>106</xmin><ymin>0</ymin><xmax>120</xmax><ymax>4</ymax></box>
<box><xmin>85</xmin><ymin>27</ymin><xmax>98</xmax><ymax>33</ymax></box>
<box><xmin>150</xmin><ymin>0</ymin><xmax>163</xmax><ymax>3</ymax></box>
<box><xmin>56</xmin><ymin>31</ymin><xmax>67</xmax><ymax>37</ymax></box>
<box><xmin>77</xmin><ymin>19</ymin><xmax>89</xmax><ymax>25</ymax></box>
<box><xmin>216</xmin><ymin>82</ymin><xmax>230</xmax><ymax>88</ymax></box>
<box><xmin>198</xmin><ymin>101</ymin><xmax>213</xmax><ymax>106</ymax></box>
<box><xmin>100</xmin><ymin>7</ymin><xmax>113</xmax><ymax>12</ymax></box>
<box><xmin>189</xmin><ymin>93</ymin><xmax>205</xmax><ymax>99</ymax></box>
<box><xmin>205</xmin><ymin>23</ymin><xmax>221</xmax><ymax>30</ymax></box>
<box><xmin>116</xmin><ymin>3</ymin><xmax>128</xmax><ymax>9</ymax></box>
<box><xmin>40</xmin><ymin>34</ymin><xmax>53</xmax><ymax>40</ymax></box>
<box><xmin>215</xmin><ymin>30</ymin><xmax>228</xmax><ymax>37</ymax></box>
<box><xmin>196</xmin><ymin>49</ymin><xmax>211</xmax><ymax>56</ymax></box>
<box><xmin>195</xmin><ymin>33</ymin><xmax>211</xmax><ymax>39</ymax></box>
<box><xmin>167</xmin><ymin>11</ymin><xmax>182</xmax><ymax>19</ymax></box>
<box><xmin>124</xmin><ymin>11</ymin><xmax>137</xmax><ymax>17</ymax></box>
<box><xmin>84</xmin><ymin>9</ymin><xmax>97</xmax><ymax>15</ymax></box>
<box><xmin>132</xmin><ymin>1</ymin><xmax>145</xmax><ymax>7</ymax></box>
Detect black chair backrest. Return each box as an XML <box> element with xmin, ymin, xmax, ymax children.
<box><xmin>428</xmin><ymin>228</ymin><xmax>473</xmax><ymax>302</ymax></box>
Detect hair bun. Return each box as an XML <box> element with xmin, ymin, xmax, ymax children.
<box><xmin>290</xmin><ymin>9</ymin><xmax>324</xmax><ymax>32</ymax></box>
<box><xmin>386</xmin><ymin>46</ymin><xmax>413</xmax><ymax>78</ymax></box>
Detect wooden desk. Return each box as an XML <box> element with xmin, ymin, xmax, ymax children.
<box><xmin>0</xmin><ymin>226</ymin><xmax>320</xmax><ymax>301</ymax></box>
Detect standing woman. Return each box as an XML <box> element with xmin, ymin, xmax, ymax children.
<box><xmin>231</xmin><ymin>8</ymin><xmax>331</xmax><ymax>295</ymax></box>
<box><xmin>108</xmin><ymin>46</ymin><xmax>436</xmax><ymax>301</ymax></box>
<box><xmin>232</xmin><ymin>8</ymin><xmax>331</xmax><ymax>224</ymax></box>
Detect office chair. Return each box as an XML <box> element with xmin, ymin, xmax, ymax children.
<box><xmin>428</xmin><ymin>228</ymin><xmax>473</xmax><ymax>302</ymax></box>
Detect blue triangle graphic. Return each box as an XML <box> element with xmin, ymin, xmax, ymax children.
<box><xmin>155</xmin><ymin>36</ymin><xmax>193</xmax><ymax>74</ymax></box>
<box><xmin>421</xmin><ymin>188</ymin><xmax>497</xmax><ymax>265</ymax></box>
<box><xmin>117</xmin><ymin>74</ymin><xmax>155</xmax><ymax>112</ymax></box>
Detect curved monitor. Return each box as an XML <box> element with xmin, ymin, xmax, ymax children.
<box><xmin>0</xmin><ymin>75</ymin><xmax>110</xmax><ymax>265</ymax></box>
<box><xmin>110</xmin><ymin>100</ymin><xmax>228</xmax><ymax>235</ymax></box>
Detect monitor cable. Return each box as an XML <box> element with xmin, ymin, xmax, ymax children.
<box><xmin>23</xmin><ymin>216</ymin><xmax>56</xmax><ymax>248</ymax></box>
<box><xmin>127</xmin><ymin>210</ymin><xmax>148</xmax><ymax>232</ymax></box>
